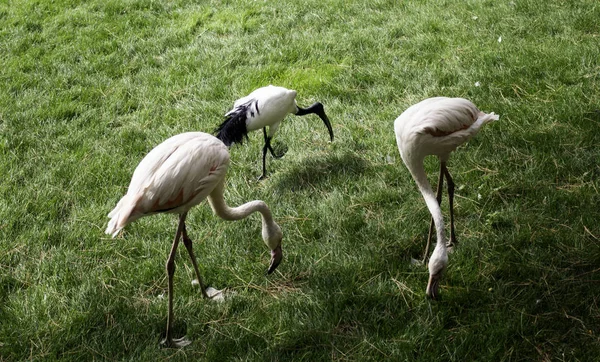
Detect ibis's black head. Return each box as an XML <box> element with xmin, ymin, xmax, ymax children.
<box><xmin>215</xmin><ymin>101</ymin><xmax>253</xmax><ymax>147</ymax></box>
<box><xmin>295</xmin><ymin>102</ymin><xmax>334</xmax><ymax>142</ymax></box>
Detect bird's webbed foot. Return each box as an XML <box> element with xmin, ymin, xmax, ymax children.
<box><xmin>161</xmin><ymin>335</ymin><xmax>192</xmax><ymax>348</ymax></box>
<box><xmin>205</xmin><ymin>286</ymin><xmax>226</xmax><ymax>301</ymax></box>
<box><xmin>446</xmin><ymin>237</ymin><xmax>457</xmax><ymax>251</ymax></box>
<box><xmin>191</xmin><ymin>279</ymin><xmax>210</xmax><ymax>299</ymax></box>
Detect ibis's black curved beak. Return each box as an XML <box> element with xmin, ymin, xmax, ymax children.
<box><xmin>296</xmin><ymin>102</ymin><xmax>334</xmax><ymax>142</ymax></box>
<box><xmin>319</xmin><ymin>110</ymin><xmax>334</xmax><ymax>142</ymax></box>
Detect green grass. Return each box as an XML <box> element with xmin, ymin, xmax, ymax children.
<box><xmin>1</xmin><ymin>0</ymin><xmax>599</xmax><ymax>360</ymax></box>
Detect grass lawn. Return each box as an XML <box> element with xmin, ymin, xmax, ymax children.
<box><xmin>1</xmin><ymin>0</ymin><xmax>599</xmax><ymax>360</ymax></box>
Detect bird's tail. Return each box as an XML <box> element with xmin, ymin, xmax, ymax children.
<box><xmin>476</xmin><ymin>111</ymin><xmax>500</xmax><ymax>125</ymax></box>
<box><xmin>466</xmin><ymin>111</ymin><xmax>499</xmax><ymax>135</ymax></box>
<box><xmin>105</xmin><ymin>194</ymin><xmax>139</xmax><ymax>238</ymax></box>
<box><xmin>215</xmin><ymin>102</ymin><xmax>251</xmax><ymax>147</ymax></box>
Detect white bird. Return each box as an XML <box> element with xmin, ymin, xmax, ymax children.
<box><xmin>394</xmin><ymin>97</ymin><xmax>499</xmax><ymax>299</ymax></box>
<box><xmin>215</xmin><ymin>85</ymin><xmax>334</xmax><ymax>179</ymax></box>
<box><xmin>105</xmin><ymin>132</ymin><xmax>283</xmax><ymax>348</ymax></box>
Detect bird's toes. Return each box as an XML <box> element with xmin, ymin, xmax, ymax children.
<box><xmin>161</xmin><ymin>336</ymin><xmax>192</xmax><ymax>348</ymax></box>
<box><xmin>410</xmin><ymin>257</ymin><xmax>424</xmax><ymax>266</ymax></box>
<box><xmin>205</xmin><ymin>286</ymin><xmax>227</xmax><ymax>302</ymax></box>
<box><xmin>192</xmin><ymin>279</ymin><xmax>210</xmax><ymax>298</ymax></box>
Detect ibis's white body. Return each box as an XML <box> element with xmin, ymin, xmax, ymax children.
<box><xmin>227</xmin><ymin>85</ymin><xmax>299</xmax><ymax>136</ymax></box>
<box><xmin>217</xmin><ymin>84</ymin><xmax>333</xmax><ymax>179</ymax></box>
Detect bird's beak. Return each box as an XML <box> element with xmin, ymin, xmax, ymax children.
<box><xmin>267</xmin><ymin>244</ymin><xmax>282</xmax><ymax>275</ymax></box>
<box><xmin>297</xmin><ymin>102</ymin><xmax>334</xmax><ymax>142</ymax></box>
<box><xmin>318</xmin><ymin>110</ymin><xmax>334</xmax><ymax>142</ymax></box>
<box><xmin>426</xmin><ymin>273</ymin><xmax>441</xmax><ymax>300</ymax></box>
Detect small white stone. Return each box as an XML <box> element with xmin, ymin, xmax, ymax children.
<box><xmin>498</xmin><ymin>36</ymin><xmax>502</xmax><ymax>43</ymax></box>
<box><xmin>472</xmin><ymin>16</ymin><xmax>478</xmax><ymax>20</ymax></box>
<box><xmin>475</xmin><ymin>81</ymin><xmax>481</xmax><ymax>87</ymax></box>
<box><xmin>191</xmin><ymin>279</ymin><xmax>200</xmax><ymax>287</ymax></box>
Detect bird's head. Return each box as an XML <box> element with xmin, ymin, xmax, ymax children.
<box><xmin>263</xmin><ymin>220</ymin><xmax>283</xmax><ymax>275</ymax></box>
<box><xmin>426</xmin><ymin>245</ymin><xmax>448</xmax><ymax>300</ymax></box>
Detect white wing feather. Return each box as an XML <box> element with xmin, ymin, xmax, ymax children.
<box><xmin>106</xmin><ymin>132</ymin><xmax>229</xmax><ymax>237</ymax></box>
<box><xmin>395</xmin><ymin>97</ymin><xmax>499</xmax><ymax>162</ymax></box>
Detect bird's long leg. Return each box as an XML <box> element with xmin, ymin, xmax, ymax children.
<box><xmin>161</xmin><ymin>213</ymin><xmax>191</xmax><ymax>348</ymax></box>
<box><xmin>181</xmin><ymin>220</ymin><xmax>209</xmax><ymax>299</ymax></box>
<box><xmin>260</xmin><ymin>128</ymin><xmax>285</xmax><ymax>179</ymax></box>
<box><xmin>263</xmin><ymin>128</ymin><xmax>284</xmax><ymax>159</ymax></box>
<box><xmin>259</xmin><ymin>128</ymin><xmax>269</xmax><ymax>180</ymax></box>
<box><xmin>442</xmin><ymin>163</ymin><xmax>457</xmax><ymax>248</ymax></box>
<box><xmin>422</xmin><ymin>163</ymin><xmax>444</xmax><ymax>264</ymax></box>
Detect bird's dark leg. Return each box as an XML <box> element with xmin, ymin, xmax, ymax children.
<box><xmin>259</xmin><ymin>128</ymin><xmax>269</xmax><ymax>180</ymax></box>
<box><xmin>161</xmin><ymin>214</ymin><xmax>191</xmax><ymax>348</ymax></box>
<box><xmin>263</xmin><ymin>127</ymin><xmax>285</xmax><ymax>159</ymax></box>
<box><xmin>260</xmin><ymin>128</ymin><xmax>285</xmax><ymax>180</ymax></box>
<box><xmin>422</xmin><ymin>163</ymin><xmax>444</xmax><ymax>264</ymax></box>
<box><xmin>442</xmin><ymin>163</ymin><xmax>457</xmax><ymax>248</ymax></box>
<box><xmin>181</xmin><ymin>220</ymin><xmax>209</xmax><ymax>299</ymax></box>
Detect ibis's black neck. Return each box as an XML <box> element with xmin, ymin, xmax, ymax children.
<box><xmin>296</xmin><ymin>102</ymin><xmax>324</xmax><ymax>117</ymax></box>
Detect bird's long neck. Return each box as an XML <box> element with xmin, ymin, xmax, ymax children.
<box><xmin>406</xmin><ymin>158</ymin><xmax>446</xmax><ymax>247</ymax></box>
<box><xmin>207</xmin><ymin>181</ymin><xmax>278</xmax><ymax>249</ymax></box>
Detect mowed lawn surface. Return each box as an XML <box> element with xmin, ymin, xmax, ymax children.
<box><xmin>1</xmin><ymin>0</ymin><xmax>599</xmax><ymax>360</ymax></box>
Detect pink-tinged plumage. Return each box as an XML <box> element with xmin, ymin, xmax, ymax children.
<box><xmin>105</xmin><ymin>131</ymin><xmax>283</xmax><ymax>347</ymax></box>
<box><xmin>394</xmin><ymin>97</ymin><xmax>499</xmax><ymax>300</ymax></box>
<box><xmin>395</xmin><ymin>97</ymin><xmax>498</xmax><ymax>163</ymax></box>
<box><xmin>106</xmin><ymin>132</ymin><xmax>229</xmax><ymax>237</ymax></box>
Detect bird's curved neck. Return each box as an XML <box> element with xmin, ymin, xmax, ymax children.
<box><xmin>208</xmin><ymin>185</ymin><xmax>271</xmax><ymax>220</ymax></box>
<box><xmin>207</xmin><ymin>181</ymin><xmax>276</xmax><ymax>232</ymax></box>
<box><xmin>407</xmin><ymin>159</ymin><xmax>446</xmax><ymax>246</ymax></box>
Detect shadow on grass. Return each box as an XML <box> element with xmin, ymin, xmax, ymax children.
<box><xmin>272</xmin><ymin>152</ymin><xmax>370</xmax><ymax>192</ymax></box>
<box><xmin>200</xmin><ymin>265</ymin><xmax>420</xmax><ymax>360</ymax></box>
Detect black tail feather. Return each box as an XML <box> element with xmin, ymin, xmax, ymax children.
<box><xmin>215</xmin><ymin>102</ymin><xmax>252</xmax><ymax>147</ymax></box>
